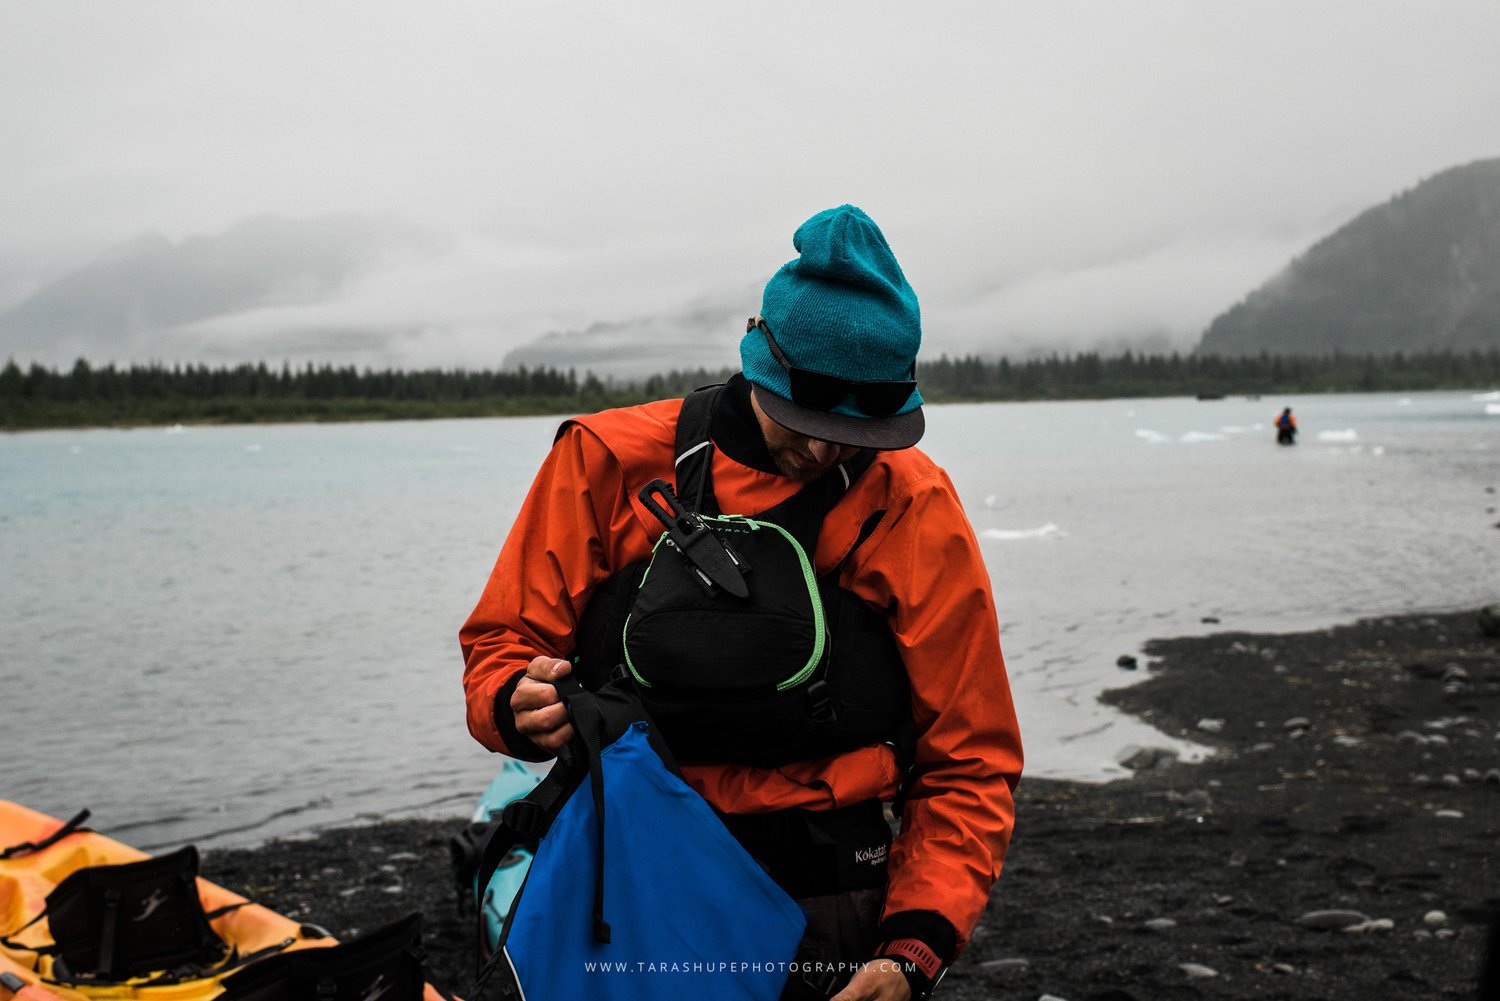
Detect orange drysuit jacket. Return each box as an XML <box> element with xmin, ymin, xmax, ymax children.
<box><xmin>460</xmin><ymin>397</ymin><xmax>1023</xmax><ymax>948</ymax></box>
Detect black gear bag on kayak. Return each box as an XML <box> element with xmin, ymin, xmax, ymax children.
<box><xmin>0</xmin><ymin>846</ymin><xmax>232</xmax><ymax>983</ymax></box>
<box><xmin>573</xmin><ymin>384</ymin><xmax>912</xmax><ymax>768</ymax></box>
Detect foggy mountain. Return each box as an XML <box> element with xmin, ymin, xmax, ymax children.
<box><xmin>502</xmin><ymin>297</ymin><xmax>750</xmax><ymax>380</ymax></box>
<box><xmin>0</xmin><ymin>214</ymin><xmax>442</xmax><ymax>366</ymax></box>
<box><xmin>1197</xmin><ymin>158</ymin><xmax>1500</xmax><ymax>356</ymax></box>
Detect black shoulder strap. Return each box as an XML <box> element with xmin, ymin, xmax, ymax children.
<box><xmin>672</xmin><ymin>385</ymin><xmax>721</xmax><ymax>515</ymax></box>
<box><xmin>472</xmin><ymin>757</ymin><xmax>581</xmax><ymax>926</ymax></box>
<box><xmin>671</xmin><ymin>384</ymin><xmax>877</xmax><ymax>550</ymax></box>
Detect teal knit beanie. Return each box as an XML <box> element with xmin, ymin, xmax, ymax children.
<box><xmin>740</xmin><ymin>204</ymin><xmax>925</xmax><ymax>448</ymax></box>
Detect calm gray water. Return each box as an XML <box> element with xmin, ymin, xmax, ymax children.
<box><xmin>2</xmin><ymin>390</ymin><xmax>1496</xmax><ymax>850</ymax></box>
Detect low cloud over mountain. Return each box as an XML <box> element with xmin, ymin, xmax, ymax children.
<box><xmin>501</xmin><ymin>297</ymin><xmax>750</xmax><ymax>380</ymax></box>
<box><xmin>1198</xmin><ymin>158</ymin><xmax>1500</xmax><ymax>355</ymax></box>
<box><xmin>0</xmin><ymin>214</ymin><xmax>445</xmax><ymax>367</ymax></box>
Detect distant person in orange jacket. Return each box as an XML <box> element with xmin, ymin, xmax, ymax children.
<box><xmin>1275</xmin><ymin>406</ymin><xmax>1298</xmax><ymax>446</ymax></box>
<box><xmin>461</xmin><ymin>205</ymin><xmax>1022</xmax><ymax>1001</ymax></box>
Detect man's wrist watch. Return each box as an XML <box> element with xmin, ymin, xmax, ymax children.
<box><xmin>875</xmin><ymin>937</ymin><xmax>946</xmax><ymax>999</ymax></box>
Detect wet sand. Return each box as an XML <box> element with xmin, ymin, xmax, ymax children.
<box><xmin>202</xmin><ymin>607</ymin><xmax>1499</xmax><ymax>999</ymax></box>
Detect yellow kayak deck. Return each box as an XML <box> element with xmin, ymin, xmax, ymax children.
<box><xmin>0</xmin><ymin>801</ymin><xmax>453</xmax><ymax>1000</ymax></box>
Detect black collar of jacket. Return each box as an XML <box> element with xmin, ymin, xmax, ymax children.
<box><xmin>708</xmin><ymin>373</ymin><xmax>780</xmax><ymax>476</ymax></box>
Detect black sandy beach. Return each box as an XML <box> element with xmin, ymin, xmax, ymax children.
<box><xmin>201</xmin><ymin>608</ymin><xmax>1500</xmax><ymax>1000</ymax></box>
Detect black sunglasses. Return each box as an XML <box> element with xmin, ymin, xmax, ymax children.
<box><xmin>750</xmin><ymin>316</ymin><xmax>917</xmax><ymax>418</ymax></box>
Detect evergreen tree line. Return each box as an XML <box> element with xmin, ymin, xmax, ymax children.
<box><xmin>3</xmin><ymin>349</ymin><xmax>1497</xmax><ymax>429</ymax></box>
<box><xmin>916</xmin><ymin>348</ymin><xmax>1500</xmax><ymax>399</ymax></box>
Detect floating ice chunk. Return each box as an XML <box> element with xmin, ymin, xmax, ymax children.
<box><xmin>1471</xmin><ymin>390</ymin><xmax>1500</xmax><ymax>401</ymax></box>
<box><xmin>165</xmin><ymin>424</ymin><xmax>187</xmax><ymax>435</ymax></box>
<box><xmin>1135</xmin><ymin>429</ymin><xmax>1171</xmax><ymax>444</ymax></box>
<box><xmin>1396</xmin><ymin>397</ymin><xmax>1412</xmax><ymax>406</ymax></box>
<box><xmin>984</xmin><ymin>494</ymin><xmax>998</xmax><ymax>508</ymax></box>
<box><xmin>1179</xmin><ymin>431</ymin><xmax>1226</xmax><ymax>443</ymax></box>
<box><xmin>983</xmin><ymin>523</ymin><xmax>1060</xmax><ymax>541</ymax></box>
<box><xmin>1317</xmin><ymin>429</ymin><xmax>1359</xmax><ymax>442</ymax></box>
<box><xmin>1486</xmin><ymin>403</ymin><xmax>1500</xmax><ymax>416</ymax></box>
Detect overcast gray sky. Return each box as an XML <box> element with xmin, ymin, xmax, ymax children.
<box><xmin>2</xmin><ymin>1</ymin><xmax>1498</xmax><ymax>369</ymax></box>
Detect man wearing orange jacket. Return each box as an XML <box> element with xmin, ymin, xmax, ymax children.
<box><xmin>461</xmin><ymin>205</ymin><xmax>1022</xmax><ymax>1001</ymax></box>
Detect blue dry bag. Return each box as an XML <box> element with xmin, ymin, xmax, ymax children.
<box><xmin>467</xmin><ymin>678</ymin><xmax>806</xmax><ymax>1001</ymax></box>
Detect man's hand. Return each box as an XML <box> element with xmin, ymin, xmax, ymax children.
<box><xmin>510</xmin><ymin>656</ymin><xmax>575</xmax><ymax>753</ymax></box>
<box><xmin>831</xmin><ymin>961</ymin><xmax>910</xmax><ymax>1001</ymax></box>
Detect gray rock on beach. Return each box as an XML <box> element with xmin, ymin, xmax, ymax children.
<box><xmin>1297</xmin><ymin>909</ymin><xmax>1371</xmax><ymax>930</ymax></box>
<box><xmin>1343</xmin><ymin>918</ymin><xmax>1395</xmax><ymax>934</ymax></box>
<box><xmin>1117</xmin><ymin>745</ymin><xmax>1179</xmax><ymax>771</ymax></box>
<box><xmin>1166</xmin><ymin>789</ymin><xmax>1212</xmax><ymax>812</ymax></box>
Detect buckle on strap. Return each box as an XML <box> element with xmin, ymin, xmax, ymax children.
<box><xmin>500</xmin><ymin>800</ymin><xmax>544</xmax><ymax>838</ymax></box>
<box><xmin>805</xmin><ymin>679</ymin><xmax>835</xmax><ymax>723</ymax></box>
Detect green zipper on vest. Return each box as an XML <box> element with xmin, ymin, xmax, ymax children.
<box><xmin>622</xmin><ymin>535</ymin><xmax>669</xmax><ymax>688</ymax></box>
<box><xmin>751</xmin><ymin>517</ymin><xmax>826</xmax><ymax>690</ymax></box>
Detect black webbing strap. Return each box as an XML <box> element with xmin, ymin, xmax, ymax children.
<box><xmin>0</xmin><ymin>908</ymin><xmax>55</xmax><ymax>955</ymax></box>
<box><xmin>672</xmin><ymin>385</ymin><xmax>721</xmax><ymax>515</ymax></box>
<box><xmin>468</xmin><ymin>758</ymin><xmax>582</xmax><ymax>968</ymax></box>
<box><xmin>48</xmin><ymin>929</ymin><xmax>300</xmax><ymax>989</ymax></box>
<box><xmin>203</xmin><ymin>902</ymin><xmax>249</xmax><ymax>922</ymax></box>
<box><xmin>1</xmin><ymin>809</ymin><xmax>91</xmax><ymax>860</ymax></box>
<box><xmin>556</xmin><ymin>676</ymin><xmax>612</xmax><ymax>945</ymax></box>
<box><xmin>96</xmin><ymin>888</ymin><xmax>121</xmax><ymax>982</ymax></box>
<box><xmin>194</xmin><ymin>936</ymin><xmax>295</xmax><ymax>983</ymax></box>
<box><xmin>808</xmin><ymin>506</ymin><xmax>890</xmax><ymax>725</ymax></box>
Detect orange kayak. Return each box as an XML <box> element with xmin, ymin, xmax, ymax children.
<box><xmin>0</xmin><ymin>801</ymin><xmax>453</xmax><ymax>1000</ymax></box>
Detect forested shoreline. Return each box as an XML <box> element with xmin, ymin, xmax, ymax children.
<box><xmin>3</xmin><ymin>349</ymin><xmax>1498</xmax><ymax>429</ymax></box>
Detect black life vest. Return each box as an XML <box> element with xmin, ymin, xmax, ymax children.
<box><xmin>572</xmin><ymin>386</ymin><xmax>911</xmax><ymax>768</ymax></box>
